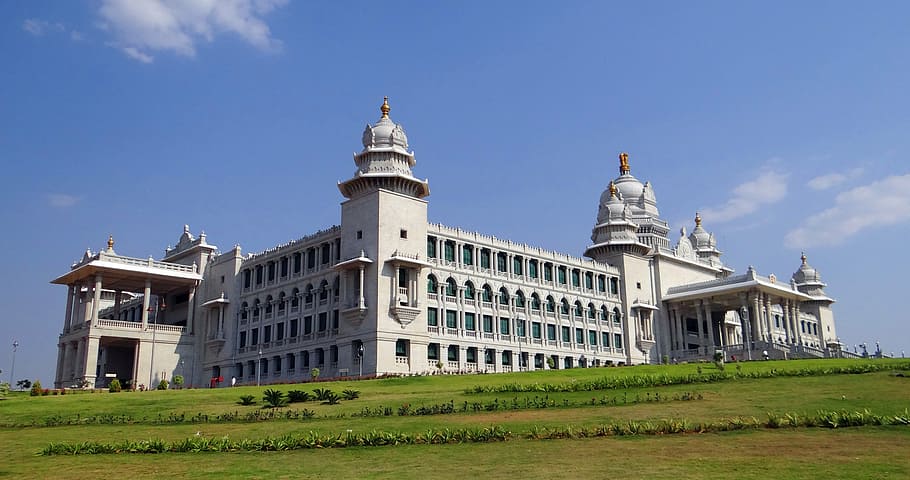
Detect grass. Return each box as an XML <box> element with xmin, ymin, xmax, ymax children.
<box><xmin>1</xmin><ymin>358</ymin><xmax>908</xmax><ymax>478</ymax></box>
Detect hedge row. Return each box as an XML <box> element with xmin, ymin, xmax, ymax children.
<box><xmin>40</xmin><ymin>409</ymin><xmax>909</xmax><ymax>455</ymax></box>
<box><xmin>466</xmin><ymin>362</ymin><xmax>910</xmax><ymax>394</ymax></box>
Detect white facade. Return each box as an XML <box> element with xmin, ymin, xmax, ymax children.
<box><xmin>51</xmin><ymin>98</ymin><xmax>846</xmax><ymax>389</ymax></box>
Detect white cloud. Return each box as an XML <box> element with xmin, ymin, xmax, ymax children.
<box><xmin>23</xmin><ymin>18</ymin><xmax>65</xmax><ymax>36</ymax></box>
<box><xmin>121</xmin><ymin>46</ymin><xmax>154</xmax><ymax>63</ymax></box>
<box><xmin>807</xmin><ymin>167</ymin><xmax>864</xmax><ymax>191</ymax></box>
<box><xmin>47</xmin><ymin>193</ymin><xmax>81</xmax><ymax>208</ymax></box>
<box><xmin>699</xmin><ymin>170</ymin><xmax>788</xmax><ymax>223</ymax></box>
<box><xmin>785</xmin><ymin>174</ymin><xmax>910</xmax><ymax>248</ymax></box>
<box><xmin>98</xmin><ymin>0</ymin><xmax>288</xmax><ymax>63</ymax></box>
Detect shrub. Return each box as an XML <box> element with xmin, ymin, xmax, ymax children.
<box><xmin>288</xmin><ymin>390</ymin><xmax>311</xmax><ymax>403</ymax></box>
<box><xmin>661</xmin><ymin>355</ymin><xmax>670</xmax><ymax>365</ymax></box>
<box><xmin>172</xmin><ymin>375</ymin><xmax>184</xmax><ymax>389</ymax></box>
<box><xmin>238</xmin><ymin>395</ymin><xmax>256</xmax><ymax>406</ymax></box>
<box><xmin>322</xmin><ymin>392</ymin><xmax>341</xmax><ymax>405</ymax></box>
<box><xmin>157</xmin><ymin>380</ymin><xmax>168</xmax><ymax>391</ymax></box>
<box><xmin>313</xmin><ymin>388</ymin><xmax>333</xmax><ymax>401</ymax></box>
<box><xmin>342</xmin><ymin>389</ymin><xmax>360</xmax><ymax>400</ymax></box>
<box><xmin>311</xmin><ymin>368</ymin><xmax>320</xmax><ymax>381</ymax></box>
<box><xmin>263</xmin><ymin>389</ymin><xmax>288</xmax><ymax>408</ymax></box>
<box><xmin>30</xmin><ymin>380</ymin><xmax>43</xmax><ymax>397</ymax></box>
<box><xmin>108</xmin><ymin>379</ymin><xmax>122</xmax><ymax>393</ymax></box>
<box><xmin>0</xmin><ymin>382</ymin><xmax>9</xmax><ymax>399</ymax></box>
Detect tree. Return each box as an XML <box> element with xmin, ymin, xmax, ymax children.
<box><xmin>172</xmin><ymin>375</ymin><xmax>185</xmax><ymax>389</ymax></box>
<box><xmin>30</xmin><ymin>380</ymin><xmax>42</xmax><ymax>397</ymax></box>
<box><xmin>310</xmin><ymin>367</ymin><xmax>320</xmax><ymax>382</ymax></box>
<box><xmin>16</xmin><ymin>379</ymin><xmax>31</xmax><ymax>390</ymax></box>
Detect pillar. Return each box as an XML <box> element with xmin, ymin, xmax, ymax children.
<box><xmin>64</xmin><ymin>285</ymin><xmax>75</xmax><ymax>333</ymax></box>
<box><xmin>54</xmin><ymin>344</ymin><xmax>66</xmax><ymax>388</ymax></box>
<box><xmin>704</xmin><ymin>302</ymin><xmax>716</xmax><ymax>350</ymax></box>
<box><xmin>695</xmin><ymin>303</ymin><xmax>705</xmax><ymax>354</ymax></box>
<box><xmin>83</xmin><ymin>336</ymin><xmax>100</xmax><ymax>386</ymax></box>
<box><xmin>751</xmin><ymin>294</ymin><xmax>761</xmax><ymax>342</ymax></box>
<box><xmin>141</xmin><ymin>280</ymin><xmax>151</xmax><ymax>328</ymax></box>
<box><xmin>91</xmin><ymin>274</ymin><xmax>103</xmax><ymax>322</ymax></box>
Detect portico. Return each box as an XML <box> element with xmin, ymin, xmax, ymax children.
<box><xmin>51</xmin><ymin>237</ymin><xmax>201</xmax><ymax>389</ymax></box>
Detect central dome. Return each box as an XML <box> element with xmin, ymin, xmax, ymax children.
<box><xmin>361</xmin><ymin>96</ymin><xmax>409</xmax><ymax>152</ymax></box>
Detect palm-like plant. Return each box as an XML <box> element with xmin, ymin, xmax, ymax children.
<box><xmin>262</xmin><ymin>389</ymin><xmax>288</xmax><ymax>408</ymax></box>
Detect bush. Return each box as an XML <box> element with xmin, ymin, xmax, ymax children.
<box><xmin>310</xmin><ymin>368</ymin><xmax>320</xmax><ymax>381</ymax></box>
<box><xmin>30</xmin><ymin>380</ymin><xmax>43</xmax><ymax>397</ymax></box>
<box><xmin>172</xmin><ymin>375</ymin><xmax>184</xmax><ymax>389</ymax></box>
<box><xmin>263</xmin><ymin>389</ymin><xmax>288</xmax><ymax>408</ymax></box>
<box><xmin>0</xmin><ymin>382</ymin><xmax>9</xmax><ymax>399</ymax></box>
<box><xmin>342</xmin><ymin>389</ymin><xmax>360</xmax><ymax>400</ymax></box>
<box><xmin>313</xmin><ymin>388</ymin><xmax>333</xmax><ymax>401</ymax></box>
<box><xmin>108</xmin><ymin>379</ymin><xmax>122</xmax><ymax>393</ymax></box>
<box><xmin>157</xmin><ymin>380</ymin><xmax>168</xmax><ymax>391</ymax></box>
<box><xmin>288</xmin><ymin>390</ymin><xmax>311</xmax><ymax>403</ymax></box>
<box><xmin>238</xmin><ymin>395</ymin><xmax>256</xmax><ymax>406</ymax></box>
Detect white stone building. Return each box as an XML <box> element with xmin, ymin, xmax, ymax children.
<box><xmin>51</xmin><ymin>98</ymin><xmax>846</xmax><ymax>389</ymax></box>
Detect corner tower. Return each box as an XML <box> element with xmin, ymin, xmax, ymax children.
<box><xmin>336</xmin><ymin>98</ymin><xmax>431</xmax><ymax>375</ymax></box>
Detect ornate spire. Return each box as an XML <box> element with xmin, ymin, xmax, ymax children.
<box><xmin>619</xmin><ymin>152</ymin><xmax>630</xmax><ymax>174</ymax></box>
<box><xmin>380</xmin><ymin>96</ymin><xmax>390</xmax><ymax>119</ymax></box>
<box><xmin>694</xmin><ymin>212</ymin><xmax>702</xmax><ymax>227</ymax></box>
<box><xmin>609</xmin><ymin>181</ymin><xmax>617</xmax><ymax>198</ymax></box>
<box><xmin>801</xmin><ymin>252</ymin><xmax>807</xmax><ymax>265</ymax></box>
<box><xmin>107</xmin><ymin>235</ymin><xmax>114</xmax><ymax>251</ymax></box>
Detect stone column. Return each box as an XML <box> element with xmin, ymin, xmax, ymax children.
<box><xmin>141</xmin><ymin>280</ymin><xmax>151</xmax><ymax>329</ymax></box>
<box><xmin>751</xmin><ymin>294</ymin><xmax>761</xmax><ymax>342</ymax></box>
<box><xmin>90</xmin><ymin>274</ymin><xmax>103</xmax><ymax>323</ymax></box>
<box><xmin>704</xmin><ymin>303</ymin><xmax>716</xmax><ymax>351</ymax></box>
<box><xmin>764</xmin><ymin>295</ymin><xmax>773</xmax><ymax>342</ymax></box>
<box><xmin>74</xmin><ymin>338</ymin><xmax>86</xmax><ymax>379</ymax></box>
<box><xmin>695</xmin><ymin>303</ymin><xmax>705</xmax><ymax>354</ymax></box>
<box><xmin>187</xmin><ymin>284</ymin><xmax>197</xmax><ymax>334</ymax></box>
<box><xmin>54</xmin><ymin>343</ymin><xmax>66</xmax><ymax>388</ymax></box>
<box><xmin>793</xmin><ymin>302</ymin><xmax>803</xmax><ymax>345</ymax></box>
<box><xmin>64</xmin><ymin>285</ymin><xmax>75</xmax><ymax>333</ymax></box>
<box><xmin>83</xmin><ymin>336</ymin><xmax>100</xmax><ymax>386</ymax></box>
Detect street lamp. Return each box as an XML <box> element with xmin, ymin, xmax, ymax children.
<box><xmin>10</xmin><ymin>340</ymin><xmax>19</xmax><ymax>389</ymax></box>
<box><xmin>256</xmin><ymin>348</ymin><xmax>263</xmax><ymax>387</ymax></box>
<box><xmin>358</xmin><ymin>343</ymin><xmax>364</xmax><ymax>377</ymax></box>
<box><xmin>147</xmin><ymin>298</ymin><xmax>165</xmax><ymax>389</ymax></box>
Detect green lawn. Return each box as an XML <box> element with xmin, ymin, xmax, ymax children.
<box><xmin>1</xmin><ymin>358</ymin><xmax>908</xmax><ymax>479</ymax></box>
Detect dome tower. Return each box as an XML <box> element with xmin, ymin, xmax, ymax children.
<box><xmin>338</xmin><ymin>97</ymin><xmax>430</xmax><ymax>199</ymax></box>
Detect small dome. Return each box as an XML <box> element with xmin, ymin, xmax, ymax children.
<box><xmin>361</xmin><ymin>97</ymin><xmax>409</xmax><ymax>151</ymax></box>
<box><xmin>597</xmin><ymin>182</ymin><xmax>629</xmax><ymax>223</ymax></box>
<box><xmin>792</xmin><ymin>252</ymin><xmax>822</xmax><ymax>284</ymax></box>
<box><xmin>688</xmin><ymin>212</ymin><xmax>713</xmax><ymax>248</ymax></box>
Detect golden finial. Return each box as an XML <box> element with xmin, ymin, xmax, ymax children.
<box><xmin>609</xmin><ymin>181</ymin><xmax>617</xmax><ymax>197</ymax></box>
<box><xmin>619</xmin><ymin>152</ymin><xmax>630</xmax><ymax>174</ymax></box>
<box><xmin>380</xmin><ymin>96</ymin><xmax>390</xmax><ymax>118</ymax></box>
<box><xmin>107</xmin><ymin>235</ymin><xmax>115</xmax><ymax>251</ymax></box>
<box><xmin>801</xmin><ymin>252</ymin><xmax>807</xmax><ymax>265</ymax></box>
<box><xmin>694</xmin><ymin>212</ymin><xmax>702</xmax><ymax>227</ymax></box>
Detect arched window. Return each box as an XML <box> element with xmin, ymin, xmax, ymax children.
<box><xmin>253</xmin><ymin>299</ymin><xmax>261</xmax><ymax>318</ymax></box>
<box><xmin>332</xmin><ymin>276</ymin><xmax>339</xmax><ymax>298</ymax></box>
<box><xmin>560</xmin><ymin>299</ymin><xmax>570</xmax><ymax>315</ymax></box>
<box><xmin>464</xmin><ymin>281</ymin><xmax>475</xmax><ymax>300</ymax></box>
<box><xmin>304</xmin><ymin>284</ymin><xmax>314</xmax><ymax>304</ymax></box>
<box><xmin>291</xmin><ymin>288</ymin><xmax>300</xmax><ymax>308</ymax></box>
<box><xmin>427</xmin><ymin>274</ymin><xmax>438</xmax><ymax>294</ymax></box>
<box><xmin>482</xmin><ymin>284</ymin><xmax>493</xmax><ymax>302</ymax></box>
<box><xmin>499</xmin><ymin>287</ymin><xmax>510</xmax><ymax>305</ymax></box>
<box><xmin>278</xmin><ymin>292</ymin><xmax>286</xmax><ymax>312</ymax></box>
<box><xmin>612</xmin><ymin>307</ymin><xmax>622</xmax><ymax>323</ymax></box>
<box><xmin>546</xmin><ymin>296</ymin><xmax>556</xmax><ymax>313</ymax></box>
<box><xmin>600</xmin><ymin>305</ymin><xmax>608</xmax><ymax>321</ymax></box>
<box><xmin>241</xmin><ymin>302</ymin><xmax>249</xmax><ymax>320</ymax></box>
<box><xmin>530</xmin><ymin>293</ymin><xmax>541</xmax><ymax>310</ymax></box>
<box><xmin>319</xmin><ymin>280</ymin><xmax>329</xmax><ymax>301</ymax></box>
<box><xmin>445</xmin><ymin>277</ymin><xmax>457</xmax><ymax>297</ymax></box>
<box><xmin>574</xmin><ymin>301</ymin><xmax>583</xmax><ymax>317</ymax></box>
<box><xmin>514</xmin><ymin>290</ymin><xmax>526</xmax><ymax>308</ymax></box>
<box><xmin>588</xmin><ymin>303</ymin><xmax>596</xmax><ymax>319</ymax></box>
<box><xmin>265</xmin><ymin>295</ymin><xmax>273</xmax><ymax>314</ymax></box>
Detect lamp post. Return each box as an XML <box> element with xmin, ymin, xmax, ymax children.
<box><xmin>357</xmin><ymin>343</ymin><xmax>364</xmax><ymax>377</ymax></box>
<box><xmin>256</xmin><ymin>348</ymin><xmax>262</xmax><ymax>387</ymax></box>
<box><xmin>10</xmin><ymin>340</ymin><xmax>19</xmax><ymax>389</ymax></box>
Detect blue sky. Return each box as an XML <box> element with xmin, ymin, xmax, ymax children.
<box><xmin>2</xmin><ymin>1</ymin><xmax>909</xmax><ymax>384</ymax></box>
